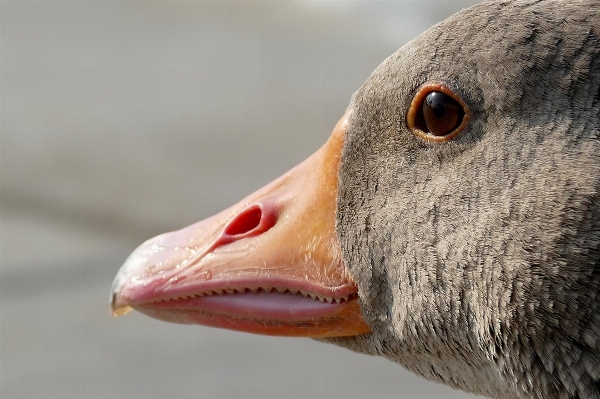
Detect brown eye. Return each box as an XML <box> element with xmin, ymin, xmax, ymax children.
<box><xmin>407</xmin><ymin>83</ymin><xmax>469</xmax><ymax>142</ymax></box>
<box><xmin>423</xmin><ymin>92</ymin><xmax>464</xmax><ymax>135</ymax></box>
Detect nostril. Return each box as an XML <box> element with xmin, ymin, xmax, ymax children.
<box><xmin>224</xmin><ymin>205</ymin><xmax>264</xmax><ymax>236</ymax></box>
<box><xmin>215</xmin><ymin>204</ymin><xmax>278</xmax><ymax>249</ymax></box>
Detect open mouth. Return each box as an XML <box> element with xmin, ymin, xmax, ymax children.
<box><xmin>146</xmin><ymin>287</ymin><xmax>356</xmax><ymax>307</ymax></box>
<box><xmin>117</xmin><ymin>284</ymin><xmax>362</xmax><ymax>337</ymax></box>
<box><xmin>134</xmin><ymin>285</ymin><xmax>356</xmax><ymax>313</ymax></box>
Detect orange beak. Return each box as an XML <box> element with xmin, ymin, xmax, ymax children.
<box><xmin>110</xmin><ymin>113</ymin><xmax>370</xmax><ymax>337</ymax></box>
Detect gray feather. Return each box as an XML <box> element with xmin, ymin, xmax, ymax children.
<box><xmin>328</xmin><ymin>1</ymin><xmax>600</xmax><ymax>398</ymax></box>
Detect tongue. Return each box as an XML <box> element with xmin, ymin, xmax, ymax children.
<box><xmin>145</xmin><ymin>290</ymin><xmax>347</xmax><ymax>321</ymax></box>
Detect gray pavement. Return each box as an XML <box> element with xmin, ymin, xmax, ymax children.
<box><xmin>1</xmin><ymin>2</ymin><xmax>481</xmax><ymax>398</ymax></box>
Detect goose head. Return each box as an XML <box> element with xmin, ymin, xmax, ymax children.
<box><xmin>111</xmin><ymin>1</ymin><xmax>600</xmax><ymax>398</ymax></box>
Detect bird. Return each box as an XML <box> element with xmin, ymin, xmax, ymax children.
<box><xmin>110</xmin><ymin>1</ymin><xmax>600</xmax><ymax>398</ymax></box>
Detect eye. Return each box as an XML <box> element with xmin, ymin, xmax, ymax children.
<box><xmin>406</xmin><ymin>83</ymin><xmax>469</xmax><ymax>142</ymax></box>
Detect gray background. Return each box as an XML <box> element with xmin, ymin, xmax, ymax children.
<box><xmin>1</xmin><ymin>1</ymin><xmax>481</xmax><ymax>398</ymax></box>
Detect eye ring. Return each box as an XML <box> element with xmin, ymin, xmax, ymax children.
<box><xmin>406</xmin><ymin>83</ymin><xmax>469</xmax><ymax>142</ymax></box>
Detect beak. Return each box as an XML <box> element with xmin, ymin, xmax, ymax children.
<box><xmin>110</xmin><ymin>113</ymin><xmax>370</xmax><ymax>337</ymax></box>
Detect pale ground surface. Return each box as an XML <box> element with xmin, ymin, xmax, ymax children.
<box><xmin>1</xmin><ymin>1</ymin><xmax>482</xmax><ymax>398</ymax></box>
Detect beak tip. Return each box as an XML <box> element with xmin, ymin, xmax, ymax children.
<box><xmin>110</xmin><ymin>265</ymin><xmax>133</xmax><ymax>317</ymax></box>
<box><xmin>110</xmin><ymin>290</ymin><xmax>134</xmax><ymax>317</ymax></box>
<box><xmin>111</xmin><ymin>305</ymin><xmax>134</xmax><ymax>318</ymax></box>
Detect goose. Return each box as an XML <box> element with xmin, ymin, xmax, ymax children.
<box><xmin>110</xmin><ymin>1</ymin><xmax>600</xmax><ymax>398</ymax></box>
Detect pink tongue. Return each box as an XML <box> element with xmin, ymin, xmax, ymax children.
<box><xmin>149</xmin><ymin>291</ymin><xmax>340</xmax><ymax>321</ymax></box>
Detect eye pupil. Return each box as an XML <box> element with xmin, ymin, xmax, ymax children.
<box><xmin>422</xmin><ymin>91</ymin><xmax>465</xmax><ymax>136</ymax></box>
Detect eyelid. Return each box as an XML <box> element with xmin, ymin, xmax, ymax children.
<box><xmin>406</xmin><ymin>82</ymin><xmax>470</xmax><ymax>142</ymax></box>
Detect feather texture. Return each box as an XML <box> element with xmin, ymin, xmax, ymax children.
<box><xmin>329</xmin><ymin>1</ymin><xmax>600</xmax><ymax>398</ymax></box>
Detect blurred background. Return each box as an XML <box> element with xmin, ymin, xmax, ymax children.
<box><xmin>1</xmin><ymin>1</ymin><xmax>481</xmax><ymax>398</ymax></box>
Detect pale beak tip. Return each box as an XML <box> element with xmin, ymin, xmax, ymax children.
<box><xmin>110</xmin><ymin>269</ymin><xmax>134</xmax><ymax>317</ymax></box>
<box><xmin>110</xmin><ymin>291</ymin><xmax>134</xmax><ymax>317</ymax></box>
